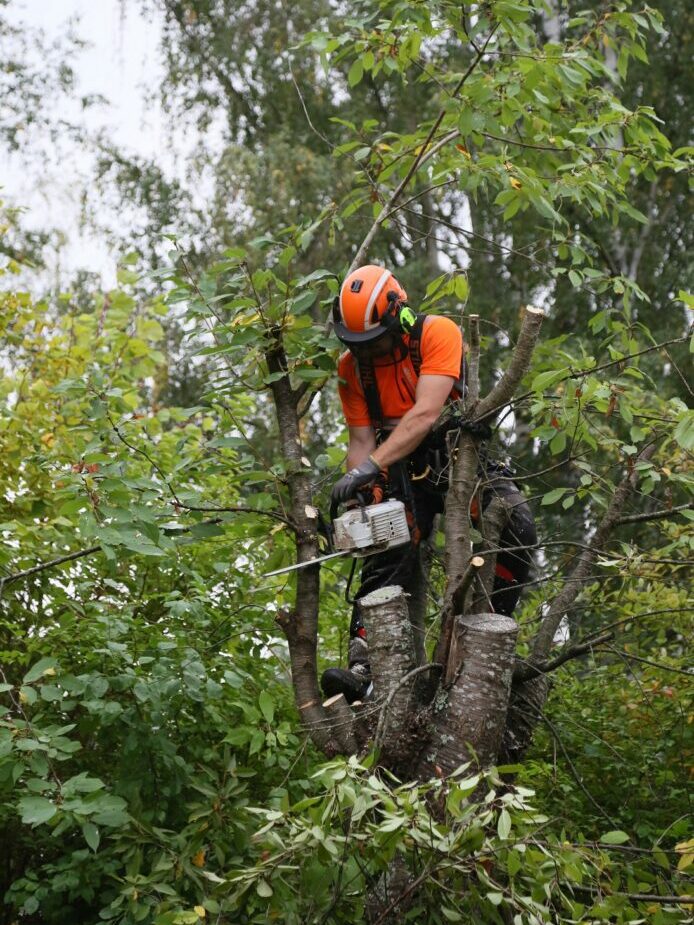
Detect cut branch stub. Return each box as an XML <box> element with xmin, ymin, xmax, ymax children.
<box><xmin>359</xmin><ymin>585</ymin><xmax>417</xmax><ymax>760</ymax></box>
<box><xmin>419</xmin><ymin>613</ymin><xmax>519</xmax><ymax>779</ymax></box>
<box><xmin>322</xmin><ymin>693</ymin><xmax>358</xmax><ymax>754</ymax></box>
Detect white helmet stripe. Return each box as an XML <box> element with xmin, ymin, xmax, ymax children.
<box><xmin>338</xmin><ymin>279</ymin><xmax>347</xmax><ymax>322</ymax></box>
<box><xmin>363</xmin><ymin>269</ymin><xmax>392</xmax><ymax>330</ymax></box>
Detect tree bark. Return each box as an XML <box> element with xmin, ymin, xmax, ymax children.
<box><xmin>419</xmin><ymin>613</ymin><xmax>519</xmax><ymax>778</ymax></box>
<box><xmin>322</xmin><ymin>694</ymin><xmax>357</xmax><ymax>754</ymax></box>
<box><xmin>499</xmin><ymin>675</ymin><xmax>550</xmax><ymax>765</ymax></box>
<box><xmin>360</xmin><ymin>586</ymin><xmax>417</xmax><ymax>767</ymax></box>
<box><xmin>266</xmin><ymin>329</ymin><xmax>340</xmax><ymax>753</ymax></box>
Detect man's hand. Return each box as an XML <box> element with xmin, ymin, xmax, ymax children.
<box><xmin>331</xmin><ymin>456</ymin><xmax>380</xmax><ymax>506</ymax></box>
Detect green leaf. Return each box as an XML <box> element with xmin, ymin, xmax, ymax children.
<box><xmin>458</xmin><ymin>108</ymin><xmax>473</xmax><ymax>135</ymax></box>
<box><xmin>531</xmin><ymin>369</ymin><xmax>566</xmax><ymax>392</ymax></box>
<box><xmin>289</xmin><ymin>291</ymin><xmax>316</xmax><ymax>314</ymax></box>
<box><xmin>600</xmin><ymin>830</ymin><xmax>630</xmax><ymax>845</ymax></box>
<box><xmin>347</xmin><ymin>59</ymin><xmax>363</xmax><ymax>87</ymax></box>
<box><xmin>256</xmin><ymin>879</ymin><xmax>273</xmax><ymax>897</ymax></box>
<box><xmin>18</xmin><ymin>795</ymin><xmax>58</xmax><ymax>826</ymax></box>
<box><xmin>23</xmin><ymin>658</ymin><xmax>58</xmax><ymax>685</ymax></box>
<box><xmin>673</xmin><ymin>412</ymin><xmax>694</xmax><ymax>451</ymax></box>
<box><xmin>497</xmin><ymin>808</ymin><xmax>512</xmax><ymax>839</ymax></box>
<box><xmin>83</xmin><ymin>821</ymin><xmax>100</xmax><ymax>852</ymax></box>
<box><xmin>542</xmin><ymin>488</ymin><xmax>568</xmax><ymax>506</ymax></box>
<box><xmin>259</xmin><ymin>691</ymin><xmax>275</xmax><ymax>724</ymax></box>
<box><xmin>454</xmin><ymin>275</ymin><xmax>469</xmax><ymax>301</ymax></box>
<box><xmin>620</xmin><ymin>202</ymin><xmax>648</xmax><ymax>224</ymax></box>
<box><xmin>507</xmin><ymin>849</ymin><xmax>522</xmax><ymax>877</ymax></box>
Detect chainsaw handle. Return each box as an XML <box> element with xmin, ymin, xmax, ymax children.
<box><xmin>330</xmin><ymin>491</ymin><xmax>369</xmax><ymax>524</ymax></box>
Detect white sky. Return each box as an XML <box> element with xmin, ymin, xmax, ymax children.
<box><xmin>4</xmin><ymin>0</ymin><xmax>168</xmax><ymax>285</ymax></box>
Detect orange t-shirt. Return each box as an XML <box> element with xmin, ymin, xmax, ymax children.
<box><xmin>337</xmin><ymin>315</ymin><xmax>463</xmax><ymax>427</ymax></box>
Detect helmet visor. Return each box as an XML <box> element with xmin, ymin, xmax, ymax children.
<box><xmin>333</xmin><ymin>319</ymin><xmax>390</xmax><ymax>345</ymax></box>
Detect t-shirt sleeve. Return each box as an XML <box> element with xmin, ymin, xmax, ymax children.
<box><xmin>419</xmin><ymin>315</ymin><xmax>463</xmax><ymax>378</ymax></box>
<box><xmin>337</xmin><ymin>353</ymin><xmax>372</xmax><ymax>427</ymax></box>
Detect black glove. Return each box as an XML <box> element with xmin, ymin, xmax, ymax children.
<box><xmin>331</xmin><ymin>457</ymin><xmax>380</xmax><ymax>506</ymax></box>
<box><xmin>459</xmin><ymin>418</ymin><xmax>493</xmax><ymax>440</ymax></box>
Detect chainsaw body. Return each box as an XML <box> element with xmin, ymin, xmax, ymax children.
<box><xmin>332</xmin><ymin>500</ymin><xmax>410</xmax><ymax>554</ymax></box>
<box><xmin>262</xmin><ymin>500</ymin><xmax>411</xmax><ymax>577</ymax></box>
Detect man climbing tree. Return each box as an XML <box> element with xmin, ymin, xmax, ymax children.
<box><xmin>321</xmin><ymin>264</ymin><xmax>537</xmax><ymax>703</ymax></box>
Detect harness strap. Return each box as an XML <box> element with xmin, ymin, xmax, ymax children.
<box><xmin>408</xmin><ymin>313</ymin><xmax>426</xmax><ymax>376</ymax></box>
<box><xmin>354</xmin><ymin>354</ymin><xmax>384</xmax><ymax>432</ymax></box>
<box><xmin>355</xmin><ymin>313</ymin><xmax>465</xmax><ymax>430</ymax></box>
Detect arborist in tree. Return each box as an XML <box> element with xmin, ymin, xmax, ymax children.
<box><xmin>321</xmin><ymin>264</ymin><xmax>537</xmax><ymax>703</ymax></box>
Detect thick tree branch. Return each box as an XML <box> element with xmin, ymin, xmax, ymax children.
<box><xmin>475</xmin><ymin>305</ymin><xmax>544</xmax><ymax>420</ymax></box>
<box><xmin>360</xmin><ymin>586</ymin><xmax>417</xmax><ymax>767</ymax></box>
<box><xmin>374</xmin><ymin>663</ymin><xmax>440</xmax><ymax>752</ymax></box>
<box><xmin>441</xmin><ymin>313</ymin><xmax>481</xmax><ymax>618</ymax></box>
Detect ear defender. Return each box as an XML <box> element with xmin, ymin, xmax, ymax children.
<box><xmin>384</xmin><ymin>289</ymin><xmax>416</xmax><ymax>333</ymax></box>
<box><xmin>399</xmin><ymin>306</ymin><xmax>417</xmax><ymax>331</ymax></box>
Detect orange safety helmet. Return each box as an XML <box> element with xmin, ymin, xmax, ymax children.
<box><xmin>332</xmin><ymin>264</ymin><xmax>409</xmax><ymax>345</ymax></box>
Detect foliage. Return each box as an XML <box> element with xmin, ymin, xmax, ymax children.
<box><xmin>149</xmin><ymin>758</ymin><xmax>694</xmax><ymax>924</ymax></box>
<box><xmin>0</xmin><ymin>0</ymin><xmax>692</xmax><ymax>922</ymax></box>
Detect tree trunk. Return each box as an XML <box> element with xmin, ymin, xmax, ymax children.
<box><xmin>418</xmin><ymin>613</ymin><xmax>519</xmax><ymax>778</ymax></box>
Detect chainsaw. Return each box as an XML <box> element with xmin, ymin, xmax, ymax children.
<box><xmin>262</xmin><ymin>498</ymin><xmax>411</xmax><ymax>578</ymax></box>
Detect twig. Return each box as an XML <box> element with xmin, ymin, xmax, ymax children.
<box><xmin>1</xmin><ymin>545</ymin><xmax>102</xmax><ymax>589</ymax></box>
<box><xmin>604</xmin><ymin>646</ymin><xmax>694</xmax><ymax>678</ymax></box>
<box><xmin>569</xmin><ymin>886</ymin><xmax>693</xmax><ymax>905</ymax></box>
<box><xmin>349</xmin><ymin>25</ymin><xmax>499</xmax><ymax>273</ymax></box>
<box><xmin>513</xmin><ymin>632</ymin><xmax>614</xmax><ymax>683</ymax></box>
<box><xmin>370</xmin><ymin>867</ymin><xmax>434</xmax><ymax>925</ymax></box>
<box><xmin>537</xmin><ymin>706</ymin><xmax>619</xmax><ymax>827</ymax></box>
<box><xmin>614</xmin><ymin>503</ymin><xmax>693</xmax><ymax>526</ymax></box>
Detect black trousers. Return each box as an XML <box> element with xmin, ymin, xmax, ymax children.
<box><xmin>349</xmin><ymin>466</ymin><xmax>536</xmax><ymax>638</ymax></box>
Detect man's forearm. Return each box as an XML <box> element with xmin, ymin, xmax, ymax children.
<box><xmin>370</xmin><ymin>406</ymin><xmax>438</xmax><ymax>469</ymax></box>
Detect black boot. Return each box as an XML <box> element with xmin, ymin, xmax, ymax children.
<box><xmin>320</xmin><ymin>637</ymin><xmax>372</xmax><ymax>705</ymax></box>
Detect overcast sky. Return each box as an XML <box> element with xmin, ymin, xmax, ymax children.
<box><xmin>5</xmin><ymin>0</ymin><xmax>168</xmax><ymax>285</ymax></box>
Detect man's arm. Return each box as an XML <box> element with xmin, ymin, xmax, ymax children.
<box><xmin>371</xmin><ymin>374</ymin><xmax>455</xmax><ymax>469</ymax></box>
<box><xmin>346</xmin><ymin>425</ymin><xmax>377</xmax><ymax>469</ymax></box>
